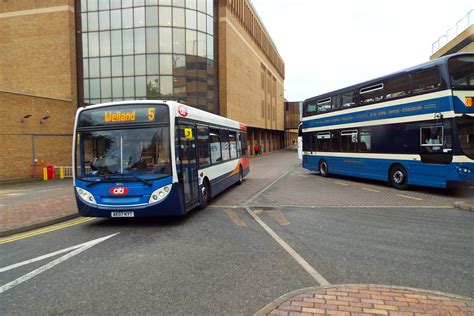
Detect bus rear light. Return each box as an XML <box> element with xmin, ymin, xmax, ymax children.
<box><xmin>148</xmin><ymin>184</ymin><xmax>172</xmax><ymax>205</ymax></box>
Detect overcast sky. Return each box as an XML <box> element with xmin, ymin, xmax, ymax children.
<box><xmin>250</xmin><ymin>0</ymin><xmax>473</xmax><ymax>101</ymax></box>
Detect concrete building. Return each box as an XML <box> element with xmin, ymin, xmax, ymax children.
<box><xmin>0</xmin><ymin>0</ymin><xmax>285</xmax><ymax>181</ymax></box>
<box><xmin>283</xmin><ymin>101</ymin><xmax>300</xmax><ymax>148</ymax></box>
<box><xmin>430</xmin><ymin>10</ymin><xmax>473</xmax><ymax>59</ymax></box>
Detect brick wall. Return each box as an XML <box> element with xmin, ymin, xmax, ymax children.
<box><xmin>218</xmin><ymin>1</ymin><xmax>285</xmax><ymax>132</ymax></box>
<box><xmin>0</xmin><ymin>92</ymin><xmax>75</xmax><ymax>181</ymax></box>
<box><xmin>0</xmin><ymin>2</ymin><xmax>75</xmax><ymax>100</ymax></box>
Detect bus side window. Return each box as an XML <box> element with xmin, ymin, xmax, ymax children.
<box><xmin>412</xmin><ymin>67</ymin><xmax>441</xmax><ymax>94</ymax></box>
<box><xmin>341</xmin><ymin>130</ymin><xmax>358</xmax><ymax>152</ymax></box>
<box><xmin>304</xmin><ymin>102</ymin><xmax>317</xmax><ymax>116</ymax></box>
<box><xmin>197</xmin><ymin>125</ymin><xmax>210</xmax><ymax>167</ymax></box>
<box><xmin>360</xmin><ymin>84</ymin><xmax>384</xmax><ymax>105</ymax></box>
<box><xmin>359</xmin><ymin>130</ymin><xmax>371</xmax><ymax>152</ymax></box>
<box><xmin>229</xmin><ymin>131</ymin><xmax>237</xmax><ymax>159</ymax></box>
<box><xmin>341</xmin><ymin>91</ymin><xmax>356</xmax><ymax>109</ymax></box>
<box><xmin>209</xmin><ymin>128</ymin><xmax>222</xmax><ymax>164</ymax></box>
<box><xmin>332</xmin><ymin>95</ymin><xmax>341</xmax><ymax>111</ymax></box>
<box><xmin>220</xmin><ymin>129</ymin><xmax>230</xmax><ymax>161</ymax></box>
<box><xmin>316</xmin><ymin>132</ymin><xmax>331</xmax><ymax>151</ymax></box>
<box><xmin>385</xmin><ymin>75</ymin><xmax>411</xmax><ymax>99</ymax></box>
<box><xmin>420</xmin><ymin>126</ymin><xmax>443</xmax><ymax>146</ymax></box>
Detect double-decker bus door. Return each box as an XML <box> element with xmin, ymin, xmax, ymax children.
<box><xmin>177</xmin><ymin>122</ymin><xmax>200</xmax><ymax>210</ymax></box>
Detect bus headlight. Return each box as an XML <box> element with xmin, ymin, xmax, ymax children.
<box><xmin>75</xmin><ymin>187</ymin><xmax>97</xmax><ymax>205</ymax></box>
<box><xmin>148</xmin><ymin>184</ymin><xmax>172</xmax><ymax>204</ymax></box>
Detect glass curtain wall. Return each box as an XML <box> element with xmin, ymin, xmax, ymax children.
<box><xmin>80</xmin><ymin>0</ymin><xmax>217</xmax><ymax>113</ymax></box>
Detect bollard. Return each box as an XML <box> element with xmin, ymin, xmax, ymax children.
<box><xmin>59</xmin><ymin>167</ymin><xmax>64</xmax><ymax>179</ymax></box>
<box><xmin>43</xmin><ymin>167</ymin><xmax>48</xmax><ymax>181</ymax></box>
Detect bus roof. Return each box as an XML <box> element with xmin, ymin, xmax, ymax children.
<box><xmin>304</xmin><ymin>52</ymin><xmax>474</xmax><ymax>104</ymax></box>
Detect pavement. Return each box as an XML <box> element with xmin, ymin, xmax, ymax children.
<box><xmin>259</xmin><ymin>284</ymin><xmax>474</xmax><ymax>315</ymax></box>
<box><xmin>1</xmin><ymin>151</ymin><xmax>474</xmax><ymax>315</ymax></box>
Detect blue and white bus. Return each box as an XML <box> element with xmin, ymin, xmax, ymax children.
<box><xmin>302</xmin><ymin>53</ymin><xmax>474</xmax><ymax>189</ymax></box>
<box><xmin>73</xmin><ymin>100</ymin><xmax>249</xmax><ymax>217</ymax></box>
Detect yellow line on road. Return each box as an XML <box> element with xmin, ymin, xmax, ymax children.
<box><xmin>223</xmin><ymin>209</ymin><xmax>247</xmax><ymax>227</ymax></box>
<box><xmin>396</xmin><ymin>194</ymin><xmax>423</xmax><ymax>201</ymax></box>
<box><xmin>362</xmin><ymin>188</ymin><xmax>380</xmax><ymax>193</ymax></box>
<box><xmin>334</xmin><ymin>182</ymin><xmax>349</xmax><ymax>186</ymax></box>
<box><xmin>266</xmin><ymin>210</ymin><xmax>289</xmax><ymax>225</ymax></box>
<box><xmin>0</xmin><ymin>217</ymin><xmax>95</xmax><ymax>245</ymax></box>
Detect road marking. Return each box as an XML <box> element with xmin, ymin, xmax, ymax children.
<box><xmin>4</xmin><ymin>193</ymin><xmax>26</xmax><ymax>196</ymax></box>
<box><xmin>243</xmin><ymin>166</ymin><xmax>296</xmax><ymax>206</ymax></box>
<box><xmin>396</xmin><ymin>194</ymin><xmax>423</xmax><ymax>201</ymax></box>
<box><xmin>0</xmin><ymin>217</ymin><xmax>95</xmax><ymax>244</ymax></box>
<box><xmin>0</xmin><ymin>233</ymin><xmax>118</xmax><ymax>294</ymax></box>
<box><xmin>334</xmin><ymin>181</ymin><xmax>349</xmax><ymax>186</ymax></box>
<box><xmin>256</xmin><ymin>205</ymin><xmax>454</xmax><ymax>209</ymax></box>
<box><xmin>245</xmin><ymin>206</ymin><xmax>329</xmax><ymax>286</ymax></box>
<box><xmin>266</xmin><ymin>210</ymin><xmax>289</xmax><ymax>225</ymax></box>
<box><xmin>362</xmin><ymin>188</ymin><xmax>381</xmax><ymax>193</ymax></box>
<box><xmin>223</xmin><ymin>209</ymin><xmax>247</xmax><ymax>227</ymax></box>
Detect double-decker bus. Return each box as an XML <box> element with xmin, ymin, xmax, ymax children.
<box><xmin>73</xmin><ymin>100</ymin><xmax>249</xmax><ymax>217</ymax></box>
<box><xmin>301</xmin><ymin>53</ymin><xmax>474</xmax><ymax>189</ymax></box>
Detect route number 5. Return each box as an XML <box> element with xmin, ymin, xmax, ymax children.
<box><xmin>147</xmin><ymin>108</ymin><xmax>155</xmax><ymax>121</ymax></box>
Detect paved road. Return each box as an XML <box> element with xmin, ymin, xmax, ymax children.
<box><xmin>1</xmin><ymin>150</ymin><xmax>473</xmax><ymax>314</ymax></box>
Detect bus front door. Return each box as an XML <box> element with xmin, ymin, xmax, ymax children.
<box><xmin>177</xmin><ymin>123</ymin><xmax>200</xmax><ymax>211</ymax></box>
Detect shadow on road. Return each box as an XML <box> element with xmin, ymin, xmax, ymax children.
<box><xmin>305</xmin><ymin>171</ymin><xmax>473</xmax><ymax>198</ymax></box>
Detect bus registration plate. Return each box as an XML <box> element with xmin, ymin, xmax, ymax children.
<box><xmin>111</xmin><ymin>211</ymin><xmax>135</xmax><ymax>218</ymax></box>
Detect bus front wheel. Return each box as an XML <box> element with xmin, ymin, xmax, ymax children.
<box><xmin>390</xmin><ymin>165</ymin><xmax>408</xmax><ymax>190</ymax></box>
<box><xmin>319</xmin><ymin>160</ymin><xmax>329</xmax><ymax>177</ymax></box>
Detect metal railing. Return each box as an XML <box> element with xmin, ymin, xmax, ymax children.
<box><xmin>432</xmin><ymin>9</ymin><xmax>473</xmax><ymax>54</ymax></box>
<box><xmin>55</xmin><ymin>166</ymin><xmax>91</xmax><ymax>178</ymax></box>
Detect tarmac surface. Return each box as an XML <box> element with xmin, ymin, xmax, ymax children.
<box><xmin>0</xmin><ymin>151</ymin><xmax>474</xmax><ymax>316</ymax></box>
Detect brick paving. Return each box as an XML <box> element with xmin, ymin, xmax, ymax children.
<box><xmin>264</xmin><ymin>285</ymin><xmax>474</xmax><ymax>316</ymax></box>
<box><xmin>0</xmin><ymin>181</ymin><xmax>77</xmax><ymax>236</ymax></box>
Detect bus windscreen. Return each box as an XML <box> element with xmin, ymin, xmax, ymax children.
<box><xmin>449</xmin><ymin>56</ymin><xmax>474</xmax><ymax>88</ymax></box>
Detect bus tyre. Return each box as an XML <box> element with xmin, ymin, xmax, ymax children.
<box><xmin>390</xmin><ymin>165</ymin><xmax>408</xmax><ymax>190</ymax></box>
<box><xmin>319</xmin><ymin>160</ymin><xmax>329</xmax><ymax>177</ymax></box>
<box><xmin>237</xmin><ymin>167</ymin><xmax>243</xmax><ymax>185</ymax></box>
<box><xmin>199</xmin><ymin>180</ymin><xmax>210</xmax><ymax>209</ymax></box>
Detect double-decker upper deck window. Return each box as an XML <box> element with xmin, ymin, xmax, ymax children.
<box><xmin>359</xmin><ymin>84</ymin><xmax>384</xmax><ymax>105</ymax></box>
<box><xmin>449</xmin><ymin>56</ymin><xmax>474</xmax><ymax>88</ymax></box>
<box><xmin>317</xmin><ymin>98</ymin><xmax>332</xmax><ymax>114</ymax></box>
<box><xmin>412</xmin><ymin>68</ymin><xmax>441</xmax><ymax>93</ymax></box>
<box><xmin>304</xmin><ymin>102</ymin><xmax>317</xmax><ymax>117</ymax></box>
<box><xmin>385</xmin><ymin>75</ymin><xmax>411</xmax><ymax>99</ymax></box>
<box><xmin>341</xmin><ymin>91</ymin><xmax>356</xmax><ymax>108</ymax></box>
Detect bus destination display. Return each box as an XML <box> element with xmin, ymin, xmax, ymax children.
<box><xmin>78</xmin><ymin>105</ymin><xmax>168</xmax><ymax>127</ymax></box>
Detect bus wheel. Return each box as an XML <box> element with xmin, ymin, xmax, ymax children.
<box><xmin>237</xmin><ymin>167</ymin><xmax>244</xmax><ymax>185</ymax></box>
<box><xmin>390</xmin><ymin>165</ymin><xmax>408</xmax><ymax>190</ymax></box>
<box><xmin>199</xmin><ymin>180</ymin><xmax>210</xmax><ymax>209</ymax></box>
<box><xmin>319</xmin><ymin>160</ymin><xmax>329</xmax><ymax>177</ymax></box>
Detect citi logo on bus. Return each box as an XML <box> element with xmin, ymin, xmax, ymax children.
<box><xmin>109</xmin><ymin>187</ymin><xmax>129</xmax><ymax>196</ymax></box>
